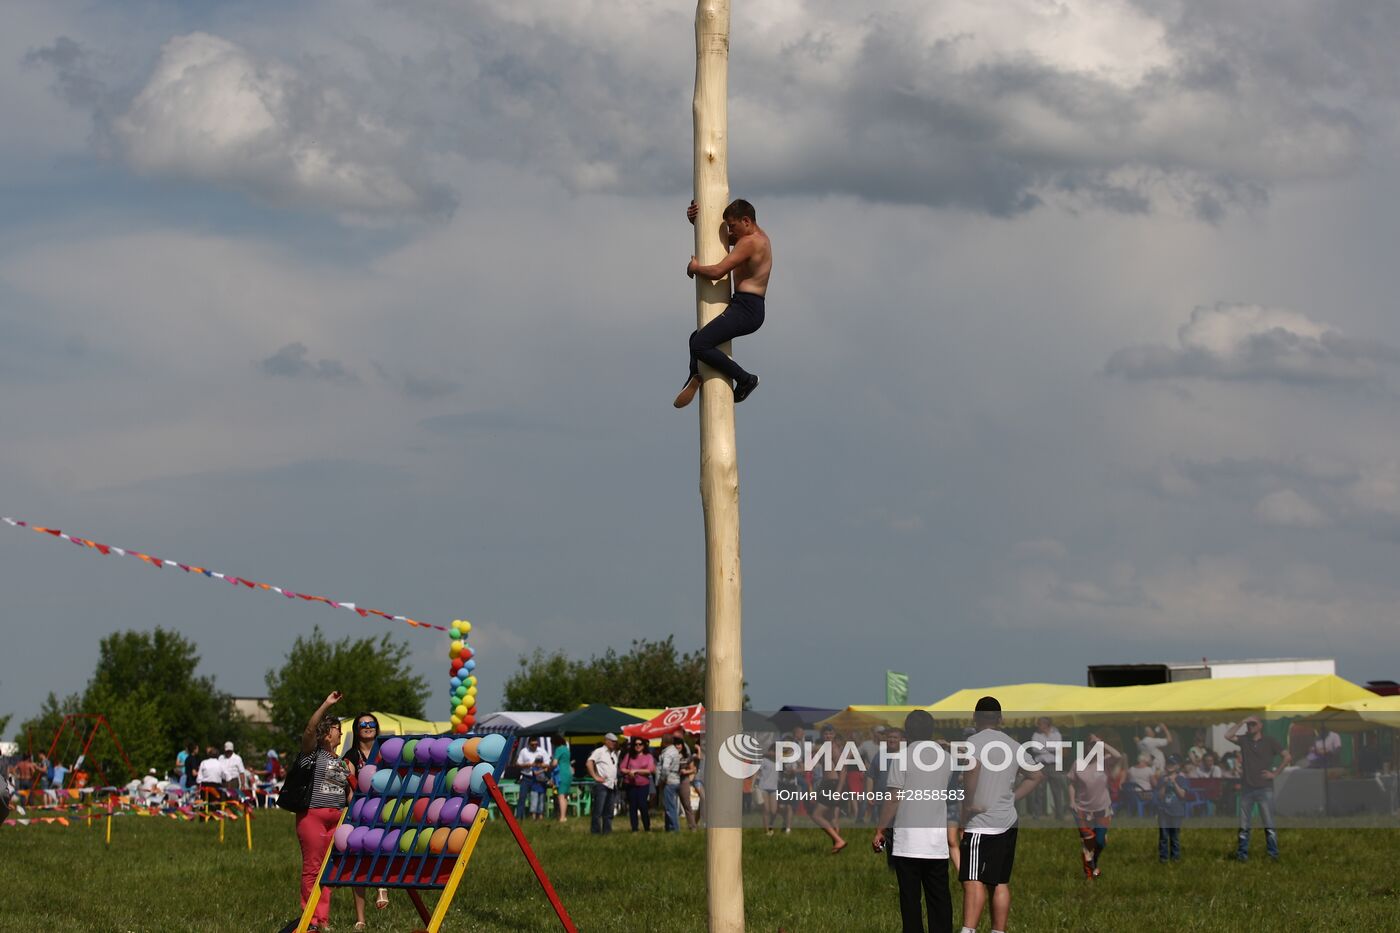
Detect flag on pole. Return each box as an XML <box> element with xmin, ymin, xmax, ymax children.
<box><xmin>885</xmin><ymin>670</ymin><xmax>909</xmax><ymax>705</ymax></box>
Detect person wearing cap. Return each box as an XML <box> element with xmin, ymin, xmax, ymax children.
<box><xmin>586</xmin><ymin>733</ymin><xmax>620</xmax><ymax>834</ymax></box>
<box><xmin>1153</xmin><ymin>754</ymin><xmax>1188</xmax><ymax>862</ymax></box>
<box><xmin>958</xmin><ymin>696</ymin><xmax>1045</xmax><ymax>933</ymax></box>
<box><xmin>219</xmin><ymin>741</ymin><xmax>248</xmax><ymax>798</ymax></box>
<box><xmin>1225</xmin><ymin>715</ymin><xmax>1290</xmax><ymax>861</ymax></box>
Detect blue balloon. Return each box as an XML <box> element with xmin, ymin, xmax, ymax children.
<box><xmin>464</xmin><ymin>659</ymin><xmax>475</xmax><ymax>672</ymax></box>
<box><xmin>404</xmin><ymin>773</ymin><xmax>422</xmax><ymax>796</ymax></box>
<box><xmin>476</xmin><ymin>733</ymin><xmax>507</xmax><ymax>764</ymax></box>
<box><xmin>451</xmin><ymin>676</ymin><xmax>462</xmax><ymax>688</ymax></box>
<box><xmin>370</xmin><ymin>770</ymin><xmax>393</xmax><ymax>795</ymax></box>
<box><xmin>469</xmin><ymin>761</ymin><xmax>494</xmax><ymax>796</ymax></box>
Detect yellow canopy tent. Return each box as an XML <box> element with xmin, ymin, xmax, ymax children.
<box><xmin>817</xmin><ymin>706</ymin><xmax>921</xmax><ymax>733</ymax></box>
<box><xmin>923</xmin><ymin>674</ymin><xmax>1378</xmax><ymax>728</ymax></box>
<box><xmin>1322</xmin><ymin>694</ymin><xmax>1400</xmax><ymax>729</ymax></box>
<box><xmin>338</xmin><ymin>711</ymin><xmax>452</xmax><ymax>736</ymax></box>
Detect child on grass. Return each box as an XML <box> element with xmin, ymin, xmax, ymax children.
<box><xmin>1155</xmin><ymin>754</ymin><xmax>1188</xmax><ymax>862</ymax></box>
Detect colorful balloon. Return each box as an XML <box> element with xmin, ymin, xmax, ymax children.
<box><xmin>451</xmin><ymin>767</ymin><xmax>473</xmax><ymax>795</ymax></box>
<box><xmin>363</xmin><ymin>828</ymin><xmax>384</xmax><ymax>851</ymax></box>
<box><xmin>400</xmin><ymin>739</ymin><xmax>419</xmax><ymax>764</ymax></box>
<box><xmin>463</xmin><ymin>737</ymin><xmax>482</xmax><ymax>763</ymax></box>
<box><xmin>380</xmin><ymin>829</ymin><xmax>400</xmax><ymax>852</ymax></box>
<box><xmin>446</xmin><ymin>827</ymin><xmax>469</xmax><ymax>854</ymax></box>
<box><xmin>469</xmin><ymin>762</ymin><xmax>493</xmax><ymax>796</ymax></box>
<box><xmin>426</xmin><ymin>798</ymin><xmax>446</xmax><ymax>824</ymax></box>
<box><xmin>461</xmin><ymin>802</ymin><xmax>480</xmax><ymax>826</ymax></box>
<box><xmin>333</xmin><ymin>824</ymin><xmax>355</xmax><ymax>852</ymax></box>
<box><xmin>347</xmin><ymin>826</ymin><xmax>369</xmax><ymax>852</ymax></box>
<box><xmin>477</xmin><ymin>734</ymin><xmax>507</xmax><ymax>764</ymax></box>
<box><xmin>414</xmin><ymin>740</ymin><xmax>433</xmax><ymax>765</ymax></box>
<box><xmin>440</xmin><ymin>797</ymin><xmax>463</xmax><ymax>824</ymax></box>
<box><xmin>370</xmin><ymin>770</ymin><xmax>393</xmax><ymax>795</ymax></box>
<box><xmin>380</xmin><ymin>737</ymin><xmax>404</xmax><ymax>763</ymax></box>
<box><xmin>429</xmin><ymin>827</ymin><xmax>451</xmax><ymax>854</ymax></box>
<box><xmin>398</xmin><ymin>828</ymin><xmax>418</xmax><ymax>853</ymax></box>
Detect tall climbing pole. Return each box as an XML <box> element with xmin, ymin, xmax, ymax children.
<box><xmin>692</xmin><ymin>3</ymin><xmax>744</xmax><ymax>931</ymax></box>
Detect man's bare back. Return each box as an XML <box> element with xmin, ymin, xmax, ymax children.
<box><xmin>676</xmin><ymin>198</ymin><xmax>770</xmax><ymax>407</ymax></box>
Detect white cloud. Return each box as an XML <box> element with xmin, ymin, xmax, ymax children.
<box><xmin>1255</xmin><ymin>489</ymin><xmax>1328</xmax><ymax>528</ymax></box>
<box><xmin>111</xmin><ymin>33</ymin><xmax>451</xmax><ymax>219</ymax></box>
<box><xmin>1106</xmin><ymin>303</ymin><xmax>1400</xmax><ymax>385</ymax></box>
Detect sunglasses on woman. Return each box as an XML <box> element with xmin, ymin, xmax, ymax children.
<box><xmin>358</xmin><ymin>722</ymin><xmax>377</xmax><ymax>729</ymax></box>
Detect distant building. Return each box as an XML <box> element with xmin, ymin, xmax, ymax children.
<box><xmin>1086</xmin><ymin>658</ymin><xmax>1336</xmax><ymax>688</ymax></box>
<box><xmin>1365</xmin><ymin>680</ymin><xmax>1400</xmax><ymax>696</ymax></box>
<box><xmin>232</xmin><ymin>697</ymin><xmax>273</xmax><ymax>725</ymax></box>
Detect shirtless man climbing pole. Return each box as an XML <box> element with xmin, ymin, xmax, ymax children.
<box><xmin>675</xmin><ymin>198</ymin><xmax>772</xmax><ymax>408</ymax></box>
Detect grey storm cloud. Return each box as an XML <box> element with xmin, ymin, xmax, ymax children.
<box><xmin>26</xmin><ymin>0</ymin><xmax>1400</xmax><ymax>218</ymax></box>
<box><xmin>257</xmin><ymin>342</ymin><xmax>358</xmax><ymax>384</ymax></box>
<box><xmin>28</xmin><ymin>33</ymin><xmax>455</xmax><ymax>221</ymax></box>
<box><xmin>370</xmin><ymin>361</ymin><xmax>460</xmax><ymax>400</ymax></box>
<box><xmin>1106</xmin><ymin>304</ymin><xmax>1400</xmax><ymax>386</ymax></box>
<box><xmin>382</xmin><ymin>0</ymin><xmax>1394</xmax><ymax>217</ymax></box>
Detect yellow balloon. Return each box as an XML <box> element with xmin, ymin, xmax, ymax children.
<box><xmin>450</xmin><ymin>714</ymin><xmax>461</xmax><ymax>726</ymax></box>
<box><xmin>461</xmin><ymin>621</ymin><xmax>472</xmax><ymax>633</ymax></box>
<box><xmin>454</xmin><ymin>704</ymin><xmax>467</xmax><ymax>717</ymax></box>
<box><xmin>466</xmin><ymin>686</ymin><xmax>477</xmax><ymax>696</ymax></box>
<box><xmin>450</xmin><ymin>640</ymin><xmax>463</xmax><ymax>654</ymax></box>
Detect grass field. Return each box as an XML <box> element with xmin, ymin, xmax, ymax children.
<box><xmin>6</xmin><ymin>810</ymin><xmax>1399</xmax><ymax>931</ymax></box>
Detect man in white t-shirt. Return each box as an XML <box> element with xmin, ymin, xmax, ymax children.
<box><xmin>958</xmin><ymin>696</ymin><xmax>1044</xmax><ymax>933</ymax></box>
<box><xmin>586</xmin><ymin>733</ymin><xmax>620</xmax><ymax>835</ymax></box>
<box><xmin>873</xmin><ymin>710</ymin><xmax>956</xmax><ymax>933</ymax></box>
<box><xmin>1136</xmin><ymin>724</ymin><xmax>1171</xmax><ymax>771</ymax></box>
<box><xmin>219</xmin><ymin>742</ymin><xmax>248</xmax><ymax>797</ymax></box>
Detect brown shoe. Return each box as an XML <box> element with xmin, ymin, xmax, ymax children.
<box><xmin>673</xmin><ymin>375</ymin><xmax>701</xmax><ymax>408</ymax></box>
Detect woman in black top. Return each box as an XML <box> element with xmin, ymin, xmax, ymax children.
<box><xmin>294</xmin><ymin>691</ymin><xmax>353</xmax><ymax>933</ymax></box>
<box><xmin>344</xmin><ymin>712</ymin><xmax>388</xmax><ymax>928</ymax></box>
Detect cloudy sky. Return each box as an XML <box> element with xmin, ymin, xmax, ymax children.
<box><xmin>5</xmin><ymin>0</ymin><xmax>1400</xmax><ymax>727</ymax></box>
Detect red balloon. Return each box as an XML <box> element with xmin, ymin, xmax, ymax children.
<box><xmin>461</xmin><ymin>647</ymin><xmax>473</xmax><ymax>660</ymax></box>
<box><xmin>450</xmin><ymin>658</ymin><xmax>464</xmax><ymax>672</ymax></box>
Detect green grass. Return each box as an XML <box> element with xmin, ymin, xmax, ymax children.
<box><xmin>5</xmin><ymin>810</ymin><xmax>1399</xmax><ymax>931</ymax></box>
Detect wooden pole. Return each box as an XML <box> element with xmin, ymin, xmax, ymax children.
<box><xmin>693</xmin><ymin>3</ymin><xmax>744</xmax><ymax>932</ymax></box>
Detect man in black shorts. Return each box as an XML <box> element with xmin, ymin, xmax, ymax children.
<box><xmin>958</xmin><ymin>696</ymin><xmax>1044</xmax><ymax>933</ymax></box>
<box><xmin>676</xmin><ymin>198</ymin><xmax>772</xmax><ymax>407</ymax></box>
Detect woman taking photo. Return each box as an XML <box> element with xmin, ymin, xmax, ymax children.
<box><xmin>293</xmin><ymin>691</ymin><xmax>354</xmax><ymax>933</ymax></box>
<box><xmin>343</xmin><ymin>712</ymin><xmax>389</xmax><ymax>930</ymax></box>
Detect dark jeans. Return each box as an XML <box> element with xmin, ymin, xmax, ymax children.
<box><xmin>1157</xmin><ymin>825</ymin><xmax>1181</xmax><ymax>861</ymax></box>
<box><xmin>626</xmin><ymin>784</ymin><xmax>652</xmax><ymax>831</ymax></box>
<box><xmin>689</xmin><ymin>292</ymin><xmax>765</xmax><ymax>384</ymax></box>
<box><xmin>890</xmin><ymin>855</ymin><xmax>952</xmax><ymax>933</ymax></box>
<box><xmin>590</xmin><ymin>784</ymin><xmax>616</xmax><ymax>834</ymax></box>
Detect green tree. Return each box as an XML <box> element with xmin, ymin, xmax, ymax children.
<box><xmin>13</xmin><ymin>630</ymin><xmax>244</xmax><ymax>782</ymax></box>
<box><xmin>504</xmin><ymin>636</ymin><xmax>739</xmax><ymax>710</ymax></box>
<box><xmin>264</xmin><ymin>627</ymin><xmax>428</xmax><ymax>745</ymax></box>
<box><xmin>88</xmin><ymin>628</ymin><xmax>240</xmax><ymax>753</ymax></box>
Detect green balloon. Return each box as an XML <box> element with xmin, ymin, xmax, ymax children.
<box><xmin>399</xmin><ymin>829</ymin><xmax>417</xmax><ymax>853</ymax></box>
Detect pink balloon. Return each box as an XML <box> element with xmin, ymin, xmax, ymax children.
<box><xmin>357</xmin><ymin>764</ymin><xmax>377</xmax><ymax>795</ymax></box>
<box><xmin>333</xmin><ymin>824</ymin><xmax>355</xmax><ymax>852</ymax></box>
<box><xmin>426</xmin><ymin>798</ymin><xmax>446</xmax><ymax>824</ymax></box>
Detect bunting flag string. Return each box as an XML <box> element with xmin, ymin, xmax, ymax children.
<box><xmin>1</xmin><ymin>516</ymin><xmax>447</xmax><ymax>634</ymax></box>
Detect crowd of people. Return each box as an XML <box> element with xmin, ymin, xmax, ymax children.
<box><xmin>573</xmin><ymin>730</ymin><xmax>707</xmax><ymax>834</ymax></box>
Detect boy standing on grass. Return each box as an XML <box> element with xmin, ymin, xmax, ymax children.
<box><xmin>1155</xmin><ymin>754</ymin><xmax>1188</xmax><ymax>862</ymax></box>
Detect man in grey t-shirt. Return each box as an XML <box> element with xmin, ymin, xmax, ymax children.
<box><xmin>958</xmin><ymin>696</ymin><xmax>1045</xmax><ymax>933</ymax></box>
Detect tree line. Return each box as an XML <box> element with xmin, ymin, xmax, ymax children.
<box><xmin>9</xmin><ymin>628</ymin><xmax>721</xmax><ymax>783</ymax></box>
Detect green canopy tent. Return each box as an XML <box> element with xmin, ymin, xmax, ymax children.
<box><xmin>514</xmin><ymin>704</ymin><xmax>646</xmax><ymax>738</ymax></box>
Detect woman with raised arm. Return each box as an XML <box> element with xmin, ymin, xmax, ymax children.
<box><xmin>293</xmin><ymin>691</ymin><xmax>354</xmax><ymax>933</ymax></box>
